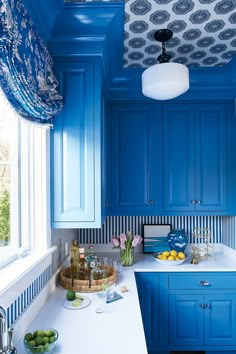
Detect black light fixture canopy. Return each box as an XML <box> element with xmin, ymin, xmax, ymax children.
<box><xmin>154</xmin><ymin>28</ymin><xmax>173</xmax><ymax>64</ymax></box>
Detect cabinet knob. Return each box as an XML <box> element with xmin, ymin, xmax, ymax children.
<box><xmin>196</xmin><ymin>200</ymin><xmax>201</xmax><ymax>204</ymax></box>
<box><xmin>149</xmin><ymin>200</ymin><xmax>155</xmax><ymax>205</ymax></box>
<box><xmin>199</xmin><ymin>280</ymin><xmax>210</xmax><ymax>286</ymax></box>
<box><xmin>191</xmin><ymin>200</ymin><xmax>196</xmax><ymax>204</ymax></box>
<box><xmin>205</xmin><ymin>304</ymin><xmax>211</xmax><ymax>309</ymax></box>
<box><xmin>200</xmin><ymin>304</ymin><xmax>205</xmax><ymax>309</ymax></box>
<box><xmin>105</xmin><ymin>203</ymin><xmax>109</xmax><ymax>207</ymax></box>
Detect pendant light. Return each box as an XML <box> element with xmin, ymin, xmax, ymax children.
<box><xmin>142</xmin><ymin>29</ymin><xmax>189</xmax><ymax>100</ymax></box>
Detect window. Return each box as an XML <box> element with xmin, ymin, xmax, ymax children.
<box><xmin>0</xmin><ymin>90</ymin><xmax>50</xmax><ymax>269</ymax></box>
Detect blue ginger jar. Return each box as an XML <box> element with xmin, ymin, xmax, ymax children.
<box><xmin>167</xmin><ymin>228</ymin><xmax>188</xmax><ymax>253</ymax></box>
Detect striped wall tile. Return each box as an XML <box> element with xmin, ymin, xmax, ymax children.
<box><xmin>222</xmin><ymin>216</ymin><xmax>236</xmax><ymax>250</ymax></box>
<box><xmin>78</xmin><ymin>216</ymin><xmax>223</xmax><ymax>245</ymax></box>
<box><xmin>6</xmin><ymin>264</ymin><xmax>52</xmax><ymax>328</ymax></box>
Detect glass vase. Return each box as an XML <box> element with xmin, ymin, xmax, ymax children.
<box><xmin>120</xmin><ymin>247</ymin><xmax>134</xmax><ymax>266</ymax></box>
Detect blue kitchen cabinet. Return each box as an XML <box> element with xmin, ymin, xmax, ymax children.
<box><xmin>136</xmin><ymin>272</ymin><xmax>236</xmax><ymax>353</ymax></box>
<box><xmin>135</xmin><ymin>273</ymin><xmax>159</xmax><ymax>351</ymax></box>
<box><xmin>51</xmin><ymin>59</ymin><xmax>104</xmax><ymax>228</ymax></box>
<box><xmin>107</xmin><ymin>103</ymin><xmax>162</xmax><ymax>215</ymax></box>
<box><xmin>168</xmin><ymin>273</ymin><xmax>236</xmax><ymax>349</ymax></box>
<box><xmin>163</xmin><ymin>102</ymin><xmax>228</xmax><ymax>213</ymax></box>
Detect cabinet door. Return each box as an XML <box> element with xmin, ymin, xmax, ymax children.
<box><xmin>169</xmin><ymin>294</ymin><xmax>204</xmax><ymax>346</ymax></box>
<box><xmin>195</xmin><ymin>103</ymin><xmax>227</xmax><ymax>212</ymax></box>
<box><xmin>135</xmin><ymin>273</ymin><xmax>159</xmax><ymax>349</ymax></box>
<box><xmin>109</xmin><ymin>103</ymin><xmax>161</xmax><ymax>214</ymax></box>
<box><xmin>204</xmin><ymin>294</ymin><xmax>236</xmax><ymax>345</ymax></box>
<box><xmin>163</xmin><ymin>104</ymin><xmax>195</xmax><ymax>212</ymax></box>
<box><xmin>52</xmin><ymin>60</ymin><xmax>102</xmax><ymax>228</ymax></box>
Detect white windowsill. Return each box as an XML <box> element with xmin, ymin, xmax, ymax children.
<box><xmin>0</xmin><ymin>246</ymin><xmax>57</xmax><ymax>296</ymax></box>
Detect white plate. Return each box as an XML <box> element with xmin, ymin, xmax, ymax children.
<box><xmin>63</xmin><ymin>295</ymin><xmax>91</xmax><ymax>310</ymax></box>
<box><xmin>153</xmin><ymin>253</ymin><xmax>187</xmax><ymax>266</ymax></box>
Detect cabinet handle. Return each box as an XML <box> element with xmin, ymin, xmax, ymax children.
<box><xmin>149</xmin><ymin>200</ymin><xmax>155</xmax><ymax>205</ymax></box>
<box><xmin>200</xmin><ymin>304</ymin><xmax>205</xmax><ymax>309</ymax></box>
<box><xmin>191</xmin><ymin>200</ymin><xmax>196</xmax><ymax>204</ymax></box>
<box><xmin>199</xmin><ymin>280</ymin><xmax>210</xmax><ymax>286</ymax></box>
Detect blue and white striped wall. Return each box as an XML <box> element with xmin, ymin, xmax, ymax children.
<box><xmin>6</xmin><ymin>265</ymin><xmax>52</xmax><ymax>328</ymax></box>
<box><xmin>78</xmin><ymin>216</ymin><xmax>224</xmax><ymax>244</ymax></box>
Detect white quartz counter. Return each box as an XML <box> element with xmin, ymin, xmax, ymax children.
<box><xmin>16</xmin><ymin>244</ymin><xmax>236</xmax><ymax>354</ymax></box>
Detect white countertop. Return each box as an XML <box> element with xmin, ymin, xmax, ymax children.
<box><xmin>16</xmin><ymin>244</ymin><xmax>236</xmax><ymax>354</ymax></box>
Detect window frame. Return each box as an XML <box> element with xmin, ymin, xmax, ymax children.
<box><xmin>0</xmin><ymin>91</ymin><xmax>51</xmax><ymax>270</ymax></box>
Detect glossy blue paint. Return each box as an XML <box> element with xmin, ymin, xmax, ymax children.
<box><xmin>136</xmin><ymin>272</ymin><xmax>236</xmax><ymax>353</ymax></box>
<box><xmin>22</xmin><ymin>2</ymin><xmax>236</xmax><ymax>100</ymax></box>
<box><xmin>51</xmin><ymin>58</ymin><xmax>103</xmax><ymax>228</ymax></box>
<box><xmin>135</xmin><ymin>273</ymin><xmax>159</xmax><ymax>350</ymax></box>
<box><xmin>108</xmin><ymin>101</ymin><xmax>235</xmax><ymax>216</ymax></box>
<box><xmin>163</xmin><ymin>104</ymin><xmax>195</xmax><ymax>212</ymax></box>
<box><xmin>163</xmin><ymin>102</ymin><xmax>228</xmax><ymax>213</ymax></box>
<box><xmin>49</xmin><ymin>2</ymin><xmax>124</xmax><ymax>89</ymax></box>
<box><xmin>107</xmin><ymin>102</ymin><xmax>162</xmax><ymax>215</ymax></box>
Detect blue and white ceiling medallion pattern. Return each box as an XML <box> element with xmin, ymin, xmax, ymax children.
<box><xmin>124</xmin><ymin>0</ymin><xmax>236</xmax><ymax>68</ymax></box>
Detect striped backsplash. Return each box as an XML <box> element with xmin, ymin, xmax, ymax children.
<box><xmin>6</xmin><ymin>264</ymin><xmax>52</xmax><ymax>328</ymax></box>
<box><xmin>222</xmin><ymin>216</ymin><xmax>236</xmax><ymax>250</ymax></box>
<box><xmin>78</xmin><ymin>216</ymin><xmax>223</xmax><ymax>244</ymax></box>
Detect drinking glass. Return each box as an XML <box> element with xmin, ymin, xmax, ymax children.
<box><xmin>93</xmin><ymin>291</ymin><xmax>107</xmax><ymax>313</ymax></box>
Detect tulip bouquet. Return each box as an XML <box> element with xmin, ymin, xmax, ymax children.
<box><xmin>112</xmin><ymin>231</ymin><xmax>142</xmax><ymax>266</ymax></box>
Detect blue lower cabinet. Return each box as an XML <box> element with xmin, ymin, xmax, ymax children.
<box><xmin>135</xmin><ymin>273</ymin><xmax>159</xmax><ymax>350</ymax></box>
<box><xmin>135</xmin><ymin>272</ymin><xmax>236</xmax><ymax>353</ymax></box>
<box><xmin>169</xmin><ymin>294</ymin><xmax>204</xmax><ymax>346</ymax></box>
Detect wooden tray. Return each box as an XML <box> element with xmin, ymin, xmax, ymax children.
<box><xmin>60</xmin><ymin>265</ymin><xmax>116</xmax><ymax>293</ymax></box>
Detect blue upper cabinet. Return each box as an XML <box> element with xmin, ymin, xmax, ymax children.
<box><xmin>163</xmin><ymin>104</ymin><xmax>195</xmax><ymax>212</ymax></box>
<box><xmin>108</xmin><ymin>100</ymin><xmax>235</xmax><ymax>216</ymax></box>
<box><xmin>163</xmin><ymin>102</ymin><xmax>228</xmax><ymax>214</ymax></box>
<box><xmin>107</xmin><ymin>102</ymin><xmax>162</xmax><ymax>215</ymax></box>
<box><xmin>51</xmin><ymin>59</ymin><xmax>103</xmax><ymax>228</ymax></box>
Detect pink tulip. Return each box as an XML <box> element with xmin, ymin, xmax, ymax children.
<box><xmin>112</xmin><ymin>237</ymin><xmax>120</xmax><ymax>247</ymax></box>
<box><xmin>119</xmin><ymin>233</ymin><xmax>127</xmax><ymax>243</ymax></box>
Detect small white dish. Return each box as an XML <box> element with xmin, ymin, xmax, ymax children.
<box><xmin>63</xmin><ymin>295</ymin><xmax>91</xmax><ymax>310</ymax></box>
<box><xmin>153</xmin><ymin>253</ymin><xmax>187</xmax><ymax>266</ymax></box>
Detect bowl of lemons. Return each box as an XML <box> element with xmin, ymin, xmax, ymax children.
<box><xmin>23</xmin><ymin>328</ymin><xmax>58</xmax><ymax>353</ymax></box>
<box><xmin>153</xmin><ymin>250</ymin><xmax>187</xmax><ymax>266</ymax></box>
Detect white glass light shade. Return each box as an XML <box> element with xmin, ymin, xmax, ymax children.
<box><xmin>142</xmin><ymin>62</ymin><xmax>189</xmax><ymax>100</ymax></box>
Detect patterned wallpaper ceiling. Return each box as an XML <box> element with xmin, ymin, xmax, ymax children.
<box><xmin>66</xmin><ymin>0</ymin><xmax>236</xmax><ymax>68</ymax></box>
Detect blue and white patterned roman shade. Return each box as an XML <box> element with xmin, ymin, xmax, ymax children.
<box><xmin>0</xmin><ymin>0</ymin><xmax>63</xmax><ymax>125</ymax></box>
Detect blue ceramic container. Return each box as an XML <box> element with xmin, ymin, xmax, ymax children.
<box><xmin>167</xmin><ymin>228</ymin><xmax>188</xmax><ymax>253</ymax></box>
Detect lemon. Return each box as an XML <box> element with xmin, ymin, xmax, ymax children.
<box><xmin>161</xmin><ymin>255</ymin><xmax>168</xmax><ymax>260</ymax></box>
<box><xmin>170</xmin><ymin>250</ymin><xmax>177</xmax><ymax>257</ymax></box>
<box><xmin>168</xmin><ymin>256</ymin><xmax>175</xmax><ymax>260</ymax></box>
<box><xmin>162</xmin><ymin>251</ymin><xmax>170</xmax><ymax>257</ymax></box>
<box><xmin>175</xmin><ymin>256</ymin><xmax>180</xmax><ymax>260</ymax></box>
<box><xmin>178</xmin><ymin>252</ymin><xmax>186</xmax><ymax>259</ymax></box>
<box><xmin>72</xmin><ymin>298</ymin><xmax>83</xmax><ymax>307</ymax></box>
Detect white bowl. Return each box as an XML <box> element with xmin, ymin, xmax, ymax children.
<box><xmin>153</xmin><ymin>253</ymin><xmax>186</xmax><ymax>266</ymax></box>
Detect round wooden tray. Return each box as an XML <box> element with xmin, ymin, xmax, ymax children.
<box><xmin>60</xmin><ymin>264</ymin><xmax>116</xmax><ymax>293</ymax></box>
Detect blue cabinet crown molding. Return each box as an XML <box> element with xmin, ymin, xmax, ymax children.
<box><xmin>49</xmin><ymin>2</ymin><xmax>124</xmax><ymax>89</ymax></box>
<box><xmin>107</xmin><ymin>57</ymin><xmax>236</xmax><ymax>100</ymax></box>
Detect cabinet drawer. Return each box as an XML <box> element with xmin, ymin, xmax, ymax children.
<box><xmin>168</xmin><ymin>274</ymin><xmax>236</xmax><ymax>290</ymax></box>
